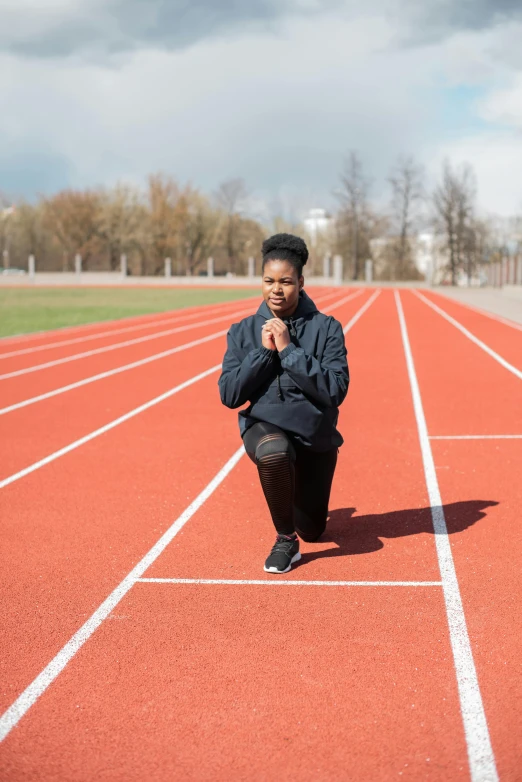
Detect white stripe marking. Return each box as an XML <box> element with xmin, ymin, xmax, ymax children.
<box><xmin>395</xmin><ymin>291</ymin><xmax>498</xmax><ymax>782</ymax></box>
<box><xmin>0</xmin><ymin>287</ymin><xmax>379</xmax><ymax>738</ymax></box>
<box><xmin>430</xmin><ymin>435</ymin><xmax>522</xmax><ymax>440</ymax></box>
<box><xmin>0</xmin><ymin>446</ymin><xmax>245</xmax><ymax>742</ymax></box>
<box><xmin>0</xmin><ymin>298</ymin><xmax>259</xmax><ymax>359</ymax></box>
<box><xmin>429</xmin><ymin>290</ymin><xmax>522</xmax><ymax>333</ymax></box>
<box><xmin>0</xmin><ymin>332</ymin><xmax>227</xmax><ymax>416</ymax></box>
<box><xmin>137</xmin><ymin>578</ymin><xmax>442</xmax><ymax>586</ymax></box>
<box><xmin>343</xmin><ymin>289</ymin><xmax>380</xmax><ymax>333</ymax></box>
<box><xmin>0</xmin><ymin>290</ymin><xmax>372</xmax><ymax>484</ymax></box>
<box><xmin>0</xmin><ymin>297</ymin><xmax>253</xmax><ymax>345</ymax></box>
<box><xmin>0</xmin><ymin>290</ymin><xmax>364</xmax><ymax>416</ymax></box>
<box><xmin>323</xmin><ymin>289</ymin><xmax>364</xmax><ymax>314</ymax></box>
<box><xmin>0</xmin><ymin>306</ymin><xmax>256</xmax><ymax>380</ymax></box>
<box><xmin>413</xmin><ymin>290</ymin><xmax>521</xmax><ymax>380</ymax></box>
<box><xmin>0</xmin><ymin>364</ymin><xmax>222</xmax><ymax>488</ymax></box>
<box><xmin>0</xmin><ymin>289</ymin><xmax>342</xmax><ymax>360</ymax></box>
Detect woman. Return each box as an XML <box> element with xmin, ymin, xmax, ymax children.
<box><xmin>218</xmin><ymin>233</ymin><xmax>349</xmax><ymax>573</ymax></box>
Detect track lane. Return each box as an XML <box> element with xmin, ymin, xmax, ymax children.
<box><xmin>0</xmin><ymin>292</ymin><xmax>369</xmax><ymax>478</ymax></box>
<box><xmin>0</xmin><ymin>339</ymin><xmax>224</xmax><ymax>479</ymax></box>
<box><xmin>0</xmin><ymin>585</ymin><xmax>468</xmax><ymax>781</ymax></box>
<box><xmin>146</xmin><ymin>290</ymin><xmax>444</xmax><ymax>584</ymax></box>
<box><xmin>0</xmin><ymin>287</ymin><xmax>340</xmax><ymax>362</ymax></box>
<box><xmin>0</xmin><ymin>289</ymin><xmax>473</xmax><ymax>780</ymax></box>
<box><xmin>429</xmin><ymin>439</ymin><xmax>521</xmax><ymax>781</ymax></box>
<box><xmin>403</xmin><ymin>290</ymin><xmax>521</xmax><ymax>780</ymax></box>
<box><xmin>0</xmin><ymin>290</ymin><xmax>351</xmax><ymax>408</ymax></box>
<box><xmin>3</xmin><ymin>287</ymin><xmax>510</xmax><ymax>779</ymax></box>
<box><xmin>0</xmin><ymin>296</ymin><xmax>260</xmax><ymax>366</ymax></box>
<box><xmin>427</xmin><ymin>289</ymin><xmax>522</xmax><ymax>333</ymax></box>
<box><xmin>0</xmin><ymin>292</ymin><xmax>371</xmax><ymax>709</ymax></box>
<box><xmin>0</xmin><ymin>288</ymin><xmax>269</xmax><ymax>352</ymax></box>
<box><xmin>0</xmin><ymin>371</ymin><xmax>242</xmax><ymax>715</ymax></box>
<box><xmin>400</xmin><ymin>292</ymin><xmax>520</xmax><ymax>436</ymax></box>
<box><xmin>414</xmin><ymin>290</ymin><xmax>522</xmax><ymax>376</ymax></box>
<box><xmin>0</xmin><ymin>302</ymin><xmax>266</xmax><ymax>383</ymax></box>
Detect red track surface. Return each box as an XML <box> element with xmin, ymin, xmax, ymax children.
<box><xmin>0</xmin><ymin>287</ymin><xmax>520</xmax><ymax>781</ymax></box>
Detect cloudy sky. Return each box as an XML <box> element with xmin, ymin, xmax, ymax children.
<box><xmin>1</xmin><ymin>0</ymin><xmax>521</xmax><ymax>218</ymax></box>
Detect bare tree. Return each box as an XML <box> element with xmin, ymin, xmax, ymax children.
<box><xmin>335</xmin><ymin>152</ymin><xmax>370</xmax><ymax>280</ymax></box>
<box><xmin>146</xmin><ymin>174</ymin><xmax>183</xmax><ymax>274</ymax></box>
<box><xmin>0</xmin><ymin>209</ymin><xmax>10</xmax><ymax>269</ymax></box>
<box><xmin>98</xmin><ymin>184</ymin><xmax>148</xmax><ymax>271</ymax></box>
<box><xmin>388</xmin><ymin>156</ymin><xmax>424</xmax><ymax>279</ymax></box>
<box><xmin>215</xmin><ymin>178</ymin><xmax>248</xmax><ymax>273</ymax></box>
<box><xmin>433</xmin><ymin>160</ymin><xmax>477</xmax><ymax>285</ymax></box>
<box><xmin>42</xmin><ymin>190</ymin><xmax>103</xmax><ymax>270</ymax></box>
<box><xmin>179</xmin><ymin>189</ymin><xmax>221</xmax><ymax>276</ymax></box>
<box><xmin>10</xmin><ymin>202</ymin><xmax>49</xmax><ymax>269</ymax></box>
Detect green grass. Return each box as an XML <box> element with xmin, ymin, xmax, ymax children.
<box><xmin>0</xmin><ymin>287</ymin><xmax>259</xmax><ymax>338</ymax></box>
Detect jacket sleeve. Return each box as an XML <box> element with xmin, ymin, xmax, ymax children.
<box><xmin>278</xmin><ymin>318</ymin><xmax>349</xmax><ymax>408</ymax></box>
<box><xmin>218</xmin><ymin>326</ymin><xmax>277</xmax><ymax>409</ymax></box>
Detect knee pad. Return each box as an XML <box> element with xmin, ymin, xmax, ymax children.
<box><xmin>255</xmin><ymin>434</ymin><xmax>296</xmax><ymax>464</ymax></box>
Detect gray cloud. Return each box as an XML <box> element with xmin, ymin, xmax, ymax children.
<box><xmin>1</xmin><ymin>1</ymin><xmax>521</xmax><ymax>214</ymax></box>
<box><xmin>419</xmin><ymin>0</ymin><xmax>521</xmax><ymax>30</ymax></box>
<box><xmin>1</xmin><ymin>0</ymin><xmax>521</xmax><ymax>60</ymax></box>
<box><xmin>0</xmin><ymin>0</ymin><xmax>342</xmax><ymax>59</ymax></box>
<box><xmin>390</xmin><ymin>0</ymin><xmax>522</xmax><ymax>45</ymax></box>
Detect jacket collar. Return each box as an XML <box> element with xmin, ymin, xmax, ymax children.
<box><xmin>256</xmin><ymin>289</ymin><xmax>318</xmax><ymax>321</ymax></box>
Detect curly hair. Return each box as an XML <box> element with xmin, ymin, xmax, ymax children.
<box><xmin>261</xmin><ymin>233</ymin><xmax>309</xmax><ymax>276</ymax></box>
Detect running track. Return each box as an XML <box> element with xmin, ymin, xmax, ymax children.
<box><xmin>0</xmin><ymin>286</ymin><xmax>520</xmax><ymax>781</ymax></box>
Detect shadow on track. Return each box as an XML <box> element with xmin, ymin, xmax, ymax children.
<box><xmin>300</xmin><ymin>500</ymin><xmax>498</xmax><ymax>561</ymax></box>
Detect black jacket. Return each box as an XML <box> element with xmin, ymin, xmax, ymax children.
<box><xmin>218</xmin><ymin>291</ymin><xmax>349</xmax><ymax>451</ymax></box>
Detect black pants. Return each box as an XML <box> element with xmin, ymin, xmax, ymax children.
<box><xmin>243</xmin><ymin>422</ymin><xmax>338</xmax><ymax>542</ymax></box>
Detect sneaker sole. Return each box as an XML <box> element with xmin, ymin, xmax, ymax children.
<box><xmin>263</xmin><ymin>551</ymin><xmax>301</xmax><ymax>574</ymax></box>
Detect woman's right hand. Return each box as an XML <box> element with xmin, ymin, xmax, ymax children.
<box><xmin>261</xmin><ymin>322</ymin><xmax>276</xmax><ymax>351</ymax></box>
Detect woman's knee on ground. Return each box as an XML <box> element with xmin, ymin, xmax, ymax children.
<box><xmin>294</xmin><ymin>506</ymin><xmax>327</xmax><ymax>542</ymax></box>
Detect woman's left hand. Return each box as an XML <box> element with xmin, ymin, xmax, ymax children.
<box><xmin>264</xmin><ymin>318</ymin><xmax>291</xmax><ymax>352</ymax></box>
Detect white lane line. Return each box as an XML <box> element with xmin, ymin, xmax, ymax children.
<box><xmin>0</xmin><ymin>305</ymin><xmax>257</xmax><ymax>380</ymax></box>
<box><xmin>429</xmin><ymin>290</ymin><xmax>522</xmax><ymax>333</ymax></box>
<box><xmin>0</xmin><ymin>364</ymin><xmax>222</xmax><ymax>489</ymax></box>
<box><xmin>430</xmin><ymin>435</ymin><xmax>522</xmax><ymax>440</ymax></box>
<box><xmin>1</xmin><ymin>288</ymin><xmax>375</xmax><ymax>479</ymax></box>
<box><xmin>413</xmin><ymin>290</ymin><xmax>521</xmax><ymax>380</ymax></box>
<box><xmin>0</xmin><ymin>290</ymin><xmax>372</xmax><ymax>487</ymax></box>
<box><xmin>395</xmin><ymin>291</ymin><xmax>498</xmax><ymax>782</ymax></box>
<box><xmin>0</xmin><ymin>286</ymin><xmax>378</xmax><ymax>739</ymax></box>
<box><xmin>0</xmin><ymin>290</ymin><xmax>348</xmax><ymax>380</ymax></box>
<box><xmin>137</xmin><ymin>578</ymin><xmax>442</xmax><ymax>586</ymax></box>
<box><xmin>0</xmin><ymin>287</ymin><xmax>372</xmax><ymax>475</ymax></box>
<box><xmin>0</xmin><ymin>289</ymin><xmax>271</xmax><ymax>347</ymax></box>
<box><xmin>0</xmin><ymin>298</ymin><xmax>260</xmax><ymax>359</ymax></box>
<box><xmin>0</xmin><ymin>290</ymin><xmax>364</xmax><ymax>416</ymax></box>
<box><xmin>0</xmin><ymin>332</ymin><xmax>227</xmax><ymax>416</ymax></box>
<box><xmin>0</xmin><ymin>446</ymin><xmax>245</xmax><ymax>742</ymax></box>
<box><xmin>343</xmin><ymin>289</ymin><xmax>380</xmax><ymax>333</ymax></box>
<box><xmin>0</xmin><ymin>288</ymin><xmax>342</xmax><ymax>358</ymax></box>
<box><xmin>324</xmin><ymin>288</ymin><xmax>364</xmax><ymax>314</ymax></box>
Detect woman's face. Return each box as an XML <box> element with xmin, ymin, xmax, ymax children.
<box><xmin>262</xmin><ymin>259</ymin><xmax>303</xmax><ymax>317</ymax></box>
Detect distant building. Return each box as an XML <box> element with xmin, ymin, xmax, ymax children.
<box><xmin>414</xmin><ymin>232</ymin><xmax>447</xmax><ymax>282</ymax></box>
<box><xmin>303</xmin><ymin>208</ymin><xmax>332</xmax><ymax>248</ymax></box>
<box><xmin>370</xmin><ymin>232</ymin><xmax>447</xmax><ymax>282</ymax></box>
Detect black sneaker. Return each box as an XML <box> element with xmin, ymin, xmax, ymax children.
<box><xmin>264</xmin><ymin>535</ymin><xmax>301</xmax><ymax>574</ymax></box>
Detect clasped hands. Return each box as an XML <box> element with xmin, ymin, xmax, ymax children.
<box><xmin>262</xmin><ymin>318</ymin><xmax>291</xmax><ymax>352</ymax></box>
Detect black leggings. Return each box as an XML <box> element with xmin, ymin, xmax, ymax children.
<box><xmin>243</xmin><ymin>422</ymin><xmax>338</xmax><ymax>541</ymax></box>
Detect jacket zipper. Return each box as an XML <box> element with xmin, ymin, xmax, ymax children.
<box><xmin>277</xmin><ymin>317</ymin><xmax>297</xmax><ymax>400</ymax></box>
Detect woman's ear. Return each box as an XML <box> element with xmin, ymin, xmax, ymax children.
<box><xmin>299</xmin><ymin>275</ymin><xmax>304</xmax><ymax>291</ymax></box>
